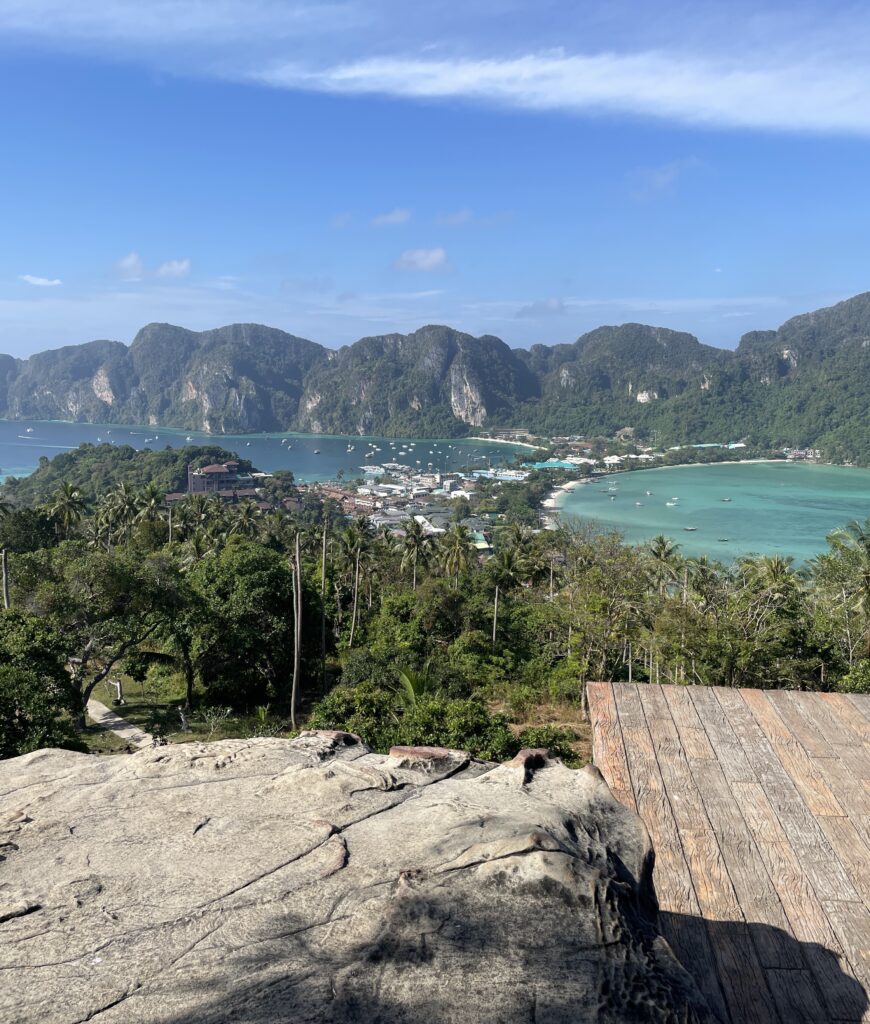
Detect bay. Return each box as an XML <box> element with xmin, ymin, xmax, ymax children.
<box><xmin>555</xmin><ymin>461</ymin><xmax>870</xmax><ymax>562</ymax></box>
<box><xmin>0</xmin><ymin>419</ymin><xmax>525</xmax><ymax>485</ymax></box>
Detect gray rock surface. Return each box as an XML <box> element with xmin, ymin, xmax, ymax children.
<box><xmin>0</xmin><ymin>734</ymin><xmax>713</xmax><ymax>1023</ymax></box>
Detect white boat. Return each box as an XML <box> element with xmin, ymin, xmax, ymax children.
<box><xmin>665</xmin><ymin>501</ymin><xmax>677</xmax><ymax>507</ymax></box>
<box><xmin>25</xmin><ymin>427</ymin><xmax>33</xmax><ymax>433</ymax></box>
<box><xmin>186</xmin><ymin>436</ymin><xmax>193</xmax><ymax>441</ymax></box>
<box><xmin>313</xmin><ymin>449</ymin><xmax>320</xmax><ymax>454</ymax></box>
<box><xmin>635</xmin><ymin>502</ymin><xmax>644</xmax><ymax>506</ymax></box>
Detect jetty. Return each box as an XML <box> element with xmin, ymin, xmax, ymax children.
<box><xmin>588</xmin><ymin>682</ymin><xmax>870</xmax><ymax>1023</ymax></box>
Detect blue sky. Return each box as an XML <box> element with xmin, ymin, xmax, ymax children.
<box><xmin>2</xmin><ymin>0</ymin><xmax>870</xmax><ymax>356</ymax></box>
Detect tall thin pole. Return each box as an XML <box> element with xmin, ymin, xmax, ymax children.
<box><xmin>320</xmin><ymin>514</ymin><xmax>328</xmax><ymax>693</ymax></box>
<box><xmin>1</xmin><ymin>548</ymin><xmax>9</xmax><ymax>610</ymax></box>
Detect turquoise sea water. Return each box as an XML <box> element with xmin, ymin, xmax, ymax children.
<box><xmin>555</xmin><ymin>461</ymin><xmax>870</xmax><ymax>561</ymax></box>
<box><xmin>0</xmin><ymin>419</ymin><xmax>524</xmax><ymax>485</ymax></box>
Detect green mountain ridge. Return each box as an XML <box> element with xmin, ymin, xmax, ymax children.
<box><xmin>1</xmin><ymin>293</ymin><xmax>869</xmax><ymax>461</ymax></box>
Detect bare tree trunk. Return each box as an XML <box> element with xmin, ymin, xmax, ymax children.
<box><xmin>290</xmin><ymin>533</ymin><xmax>302</xmax><ymax>730</ymax></box>
<box><xmin>349</xmin><ymin>548</ymin><xmax>361</xmax><ymax>649</ymax></box>
<box><xmin>320</xmin><ymin>518</ymin><xmax>327</xmax><ymax>693</ymax></box>
<box><xmin>168</xmin><ymin>505</ymin><xmax>173</xmax><ymax>545</ymax></box>
<box><xmin>492</xmin><ymin>584</ymin><xmax>499</xmax><ymax>650</ymax></box>
<box><xmin>1</xmin><ymin>548</ymin><xmax>9</xmax><ymax>610</ymax></box>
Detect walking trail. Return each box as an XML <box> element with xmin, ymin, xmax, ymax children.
<box><xmin>87</xmin><ymin>698</ymin><xmax>153</xmax><ymax>748</ymax></box>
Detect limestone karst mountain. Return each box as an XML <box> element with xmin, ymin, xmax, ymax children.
<box><xmin>0</xmin><ymin>733</ymin><xmax>714</xmax><ymax>1024</ymax></box>
<box><xmin>1</xmin><ymin>292</ymin><xmax>870</xmax><ymax>460</ymax></box>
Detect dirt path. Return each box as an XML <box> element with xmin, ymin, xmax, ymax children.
<box><xmin>86</xmin><ymin>698</ymin><xmax>153</xmax><ymax>748</ymax></box>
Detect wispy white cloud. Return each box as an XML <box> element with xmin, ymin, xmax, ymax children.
<box><xmin>156</xmin><ymin>257</ymin><xmax>191</xmax><ymax>278</ymax></box>
<box><xmin>116</xmin><ymin>250</ymin><xmax>144</xmax><ymax>281</ymax></box>
<box><xmin>258</xmin><ymin>50</ymin><xmax>870</xmax><ymax>135</ymax></box>
<box><xmin>516</xmin><ymin>297</ymin><xmax>566</xmax><ymax>318</ymax></box>
<box><xmin>372</xmin><ymin>207</ymin><xmax>411</xmax><ymax>226</ymax></box>
<box><xmin>19</xmin><ymin>274</ymin><xmax>62</xmax><ymax>287</ymax></box>
<box><xmin>436</xmin><ymin>208</ymin><xmax>473</xmax><ymax>226</ymax></box>
<box><xmin>394</xmin><ymin>247</ymin><xmax>448</xmax><ymax>271</ymax></box>
<box><xmin>628</xmin><ymin>157</ymin><xmax>703</xmax><ymax>200</ymax></box>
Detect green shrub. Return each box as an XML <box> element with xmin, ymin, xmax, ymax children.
<box><xmin>838</xmin><ymin>660</ymin><xmax>870</xmax><ymax>694</ymax></box>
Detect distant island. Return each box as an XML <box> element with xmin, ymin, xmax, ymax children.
<box><xmin>1</xmin><ymin>292</ymin><xmax>869</xmax><ymax>464</ymax></box>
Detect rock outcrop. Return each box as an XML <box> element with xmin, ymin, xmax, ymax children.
<box><xmin>0</xmin><ymin>734</ymin><xmax>712</xmax><ymax>1023</ymax></box>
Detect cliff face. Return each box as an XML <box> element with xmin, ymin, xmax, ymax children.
<box><xmin>0</xmin><ymin>735</ymin><xmax>713</xmax><ymax>1024</ymax></box>
<box><xmin>296</xmin><ymin>325</ymin><xmax>538</xmax><ymax>436</ymax></box>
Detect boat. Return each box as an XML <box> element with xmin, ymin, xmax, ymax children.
<box><xmin>645</xmin><ymin>490</ymin><xmax>652</xmax><ymax>496</ymax></box>
<box><xmin>186</xmin><ymin>436</ymin><xmax>193</xmax><ymax>441</ymax></box>
<box><xmin>683</xmin><ymin>527</ymin><xmax>698</xmax><ymax>532</ymax></box>
<box><xmin>635</xmin><ymin>502</ymin><xmax>644</xmax><ymax>506</ymax></box>
<box><xmin>313</xmin><ymin>449</ymin><xmax>320</xmax><ymax>454</ymax></box>
<box><xmin>718</xmin><ymin>538</ymin><xmax>730</xmax><ymax>542</ymax></box>
<box><xmin>665</xmin><ymin>501</ymin><xmax>677</xmax><ymax>507</ymax></box>
<box><xmin>25</xmin><ymin>427</ymin><xmax>33</xmax><ymax>433</ymax></box>
<box><xmin>721</xmin><ymin>497</ymin><xmax>732</xmax><ymax>502</ymax></box>
<box><xmin>610</xmin><ymin>495</ymin><xmax>616</xmax><ymax>501</ymax></box>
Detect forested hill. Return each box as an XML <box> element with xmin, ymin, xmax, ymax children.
<box><xmin>1</xmin><ymin>293</ymin><xmax>870</xmax><ymax>462</ymax></box>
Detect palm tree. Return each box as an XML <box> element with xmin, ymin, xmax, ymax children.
<box><xmin>399</xmin><ymin>517</ymin><xmax>430</xmax><ymax>591</ymax></box>
<box><xmin>394</xmin><ymin>664</ymin><xmax>438</xmax><ymax>709</ymax></box>
<box><xmin>487</xmin><ymin>545</ymin><xmax>528</xmax><ymax>649</ymax></box>
<box><xmin>439</xmin><ymin>523</ymin><xmax>475</xmax><ymax>589</ymax></box>
<box><xmin>49</xmin><ymin>481</ymin><xmax>86</xmax><ymax>539</ymax></box>
<box><xmin>106</xmin><ymin>483</ymin><xmax>140</xmax><ymax>545</ymax></box>
<box><xmin>647</xmin><ymin>534</ymin><xmax>680</xmax><ymax>597</ymax></box>
<box><xmin>337</xmin><ymin>518</ymin><xmax>371</xmax><ymax>648</ymax></box>
<box><xmin>228</xmin><ymin>499</ymin><xmax>262</xmax><ymax>539</ymax></box>
<box><xmin>135</xmin><ymin>482</ymin><xmax>164</xmax><ymax>523</ymax></box>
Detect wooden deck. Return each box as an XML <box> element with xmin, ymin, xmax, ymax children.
<box><xmin>587</xmin><ymin>682</ymin><xmax>870</xmax><ymax>1024</ymax></box>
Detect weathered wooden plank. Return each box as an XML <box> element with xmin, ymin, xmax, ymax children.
<box><xmin>740</xmin><ymin>688</ymin><xmax>845</xmax><ymax>818</ymax></box>
<box><xmin>612</xmin><ymin>685</ymin><xmax>700</xmax><ymax>916</ymax></box>
<box><xmin>586</xmin><ymin>681</ymin><xmax>636</xmax><ymax>812</ymax></box>
<box><xmin>819</xmin><ymin>691</ymin><xmax>870</xmax><ymax>744</ymax></box>
<box><xmin>844</xmin><ymin>693</ymin><xmax>870</xmax><ymax>728</ymax></box>
<box><xmin>644</xmin><ymin>715</ymin><xmax>711</xmax><ymax>831</ymax></box>
<box><xmin>663</xmin><ymin>683</ymin><xmax>717</xmax><ymax>760</ymax></box>
<box><xmin>639</xmin><ymin>681</ymin><xmax>673</xmax><ymax>721</ymax></box>
<box><xmin>679</xmin><ymin>825</ymin><xmax>742</xmax><ymax>922</ymax></box>
<box><xmin>689</xmin><ymin>761</ymin><xmax>799</xmax><ymax>969</ymax></box>
<box><xmin>817</xmin><ymin>815</ymin><xmax>870</xmax><ymax>906</ymax></box>
<box><xmin>704</xmin><ymin>918</ymin><xmax>780</xmax><ymax>1024</ymax></box>
<box><xmin>689</xmin><ymin>686</ymin><xmax>757</xmax><ymax>782</ymax></box>
<box><xmin>813</xmin><ymin>755</ymin><xmax>870</xmax><ymax>819</ymax></box>
<box><xmin>764</xmin><ymin>968</ymin><xmax>829</xmax><ymax>1024</ymax></box>
<box><xmin>768</xmin><ymin>689</ymin><xmax>849</xmax><ymax>756</ymax></box>
<box><xmin>789</xmin><ymin>690</ymin><xmax>864</xmax><ymax>748</ymax></box>
<box><xmin>659</xmin><ymin>913</ymin><xmax>731</xmax><ymax>1024</ymax></box>
<box><xmin>821</xmin><ymin>900</ymin><xmax>870</xmax><ymax>1008</ymax></box>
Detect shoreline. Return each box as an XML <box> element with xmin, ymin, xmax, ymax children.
<box><xmin>466</xmin><ymin>436</ymin><xmax>546</xmax><ymax>451</ymax></box>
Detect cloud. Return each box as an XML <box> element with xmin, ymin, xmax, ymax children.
<box><xmin>394</xmin><ymin>247</ymin><xmax>448</xmax><ymax>271</ymax></box>
<box><xmin>371</xmin><ymin>207</ymin><xmax>411</xmax><ymax>226</ymax></box>
<box><xmin>516</xmin><ymin>298</ymin><xmax>566</xmax><ymax>318</ymax></box>
<box><xmin>19</xmin><ymin>274</ymin><xmax>62</xmax><ymax>287</ymax></box>
<box><xmin>116</xmin><ymin>250</ymin><xmax>144</xmax><ymax>281</ymax></box>
<box><xmin>437</xmin><ymin>208</ymin><xmax>473</xmax><ymax>226</ymax></box>
<box><xmin>628</xmin><ymin>157</ymin><xmax>703</xmax><ymax>200</ymax></box>
<box><xmin>156</xmin><ymin>258</ymin><xmax>191</xmax><ymax>278</ymax></box>
<box><xmin>258</xmin><ymin>49</ymin><xmax>870</xmax><ymax>136</ymax></box>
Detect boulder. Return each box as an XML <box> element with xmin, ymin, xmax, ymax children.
<box><xmin>0</xmin><ymin>734</ymin><xmax>712</xmax><ymax>1023</ymax></box>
